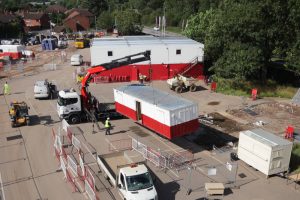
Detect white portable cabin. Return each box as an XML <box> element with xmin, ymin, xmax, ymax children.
<box><xmin>238</xmin><ymin>129</ymin><xmax>293</xmax><ymax>176</ymax></box>
<box><xmin>90</xmin><ymin>35</ymin><xmax>204</xmax><ymax>66</ymax></box>
<box><xmin>114</xmin><ymin>84</ymin><xmax>199</xmax><ymax>139</ymax></box>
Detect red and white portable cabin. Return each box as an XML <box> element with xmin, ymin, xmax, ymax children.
<box><xmin>91</xmin><ymin>35</ymin><xmax>205</xmax><ymax>81</ymax></box>
<box><xmin>114</xmin><ymin>84</ymin><xmax>199</xmax><ymax>139</ymax></box>
<box><xmin>0</xmin><ymin>45</ymin><xmax>25</xmax><ymax>60</ymax></box>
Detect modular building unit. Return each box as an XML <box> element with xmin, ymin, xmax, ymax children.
<box><xmin>114</xmin><ymin>84</ymin><xmax>199</xmax><ymax>139</ymax></box>
<box><xmin>238</xmin><ymin>129</ymin><xmax>293</xmax><ymax>176</ymax></box>
<box><xmin>0</xmin><ymin>45</ymin><xmax>25</xmax><ymax>60</ymax></box>
<box><xmin>91</xmin><ymin>36</ymin><xmax>204</xmax><ymax>81</ymax></box>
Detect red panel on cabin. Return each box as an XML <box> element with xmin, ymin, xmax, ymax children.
<box><xmin>96</xmin><ymin>63</ymin><xmax>204</xmax><ymax>81</ymax></box>
<box><xmin>115</xmin><ymin>102</ymin><xmax>137</xmax><ymax>120</ymax></box>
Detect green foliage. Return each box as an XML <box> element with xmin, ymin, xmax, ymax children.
<box><xmin>97</xmin><ymin>11</ymin><xmax>114</xmax><ymax>30</ymax></box>
<box><xmin>185</xmin><ymin>0</ymin><xmax>300</xmax><ymax>82</ymax></box>
<box><xmin>79</xmin><ymin>0</ymin><xmax>108</xmax><ymax>16</ymax></box>
<box><xmin>115</xmin><ymin>9</ymin><xmax>143</xmax><ymax>35</ymax></box>
<box><xmin>212</xmin><ymin>42</ymin><xmax>263</xmax><ymax>79</ymax></box>
<box><xmin>290</xmin><ymin>144</ymin><xmax>300</xmax><ymax>173</ymax></box>
<box><xmin>215</xmin><ymin>78</ymin><xmax>298</xmax><ymax>98</ymax></box>
<box><xmin>49</xmin><ymin>13</ymin><xmax>66</xmax><ymax>26</ymax></box>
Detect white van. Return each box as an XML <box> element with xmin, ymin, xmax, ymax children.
<box><xmin>34</xmin><ymin>80</ymin><xmax>56</xmax><ymax>99</ymax></box>
<box><xmin>70</xmin><ymin>54</ymin><xmax>83</xmax><ymax>66</ymax></box>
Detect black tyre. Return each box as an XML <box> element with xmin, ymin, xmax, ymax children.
<box><xmin>175</xmin><ymin>86</ymin><xmax>183</xmax><ymax>93</ymax></box>
<box><xmin>69</xmin><ymin>115</ymin><xmax>80</xmax><ymax>124</ymax></box>
<box><xmin>189</xmin><ymin>84</ymin><xmax>197</xmax><ymax>92</ymax></box>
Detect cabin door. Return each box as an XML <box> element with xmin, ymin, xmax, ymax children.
<box><xmin>136</xmin><ymin>101</ymin><xmax>142</xmax><ymax>122</ymax></box>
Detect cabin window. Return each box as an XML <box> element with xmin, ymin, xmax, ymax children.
<box><xmin>176</xmin><ymin>49</ymin><xmax>181</xmax><ymax>55</ymax></box>
<box><xmin>108</xmin><ymin>51</ymin><xmax>113</xmax><ymax>56</ymax></box>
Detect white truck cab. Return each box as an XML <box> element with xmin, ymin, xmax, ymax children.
<box><xmin>118</xmin><ymin>164</ymin><xmax>158</xmax><ymax>200</ymax></box>
<box><xmin>57</xmin><ymin>89</ymin><xmax>82</xmax><ymax>123</ymax></box>
<box><xmin>97</xmin><ymin>152</ymin><xmax>158</xmax><ymax>200</ymax></box>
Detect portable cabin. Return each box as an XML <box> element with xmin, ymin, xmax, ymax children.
<box><xmin>114</xmin><ymin>84</ymin><xmax>199</xmax><ymax>139</ymax></box>
<box><xmin>91</xmin><ymin>36</ymin><xmax>204</xmax><ymax>81</ymax></box>
<box><xmin>238</xmin><ymin>129</ymin><xmax>293</xmax><ymax>176</ymax></box>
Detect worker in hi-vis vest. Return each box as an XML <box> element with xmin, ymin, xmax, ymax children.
<box><xmin>105</xmin><ymin>117</ymin><xmax>111</xmax><ymax>135</ymax></box>
<box><xmin>3</xmin><ymin>81</ymin><xmax>10</xmax><ymax>95</ymax></box>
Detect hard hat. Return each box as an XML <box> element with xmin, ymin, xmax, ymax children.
<box><xmin>107</xmin><ymin>117</ymin><xmax>110</xmax><ymax>120</ymax></box>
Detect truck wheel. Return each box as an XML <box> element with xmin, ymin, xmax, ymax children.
<box><xmin>169</xmin><ymin>85</ymin><xmax>175</xmax><ymax>90</ymax></box>
<box><xmin>175</xmin><ymin>86</ymin><xmax>183</xmax><ymax>93</ymax></box>
<box><xmin>189</xmin><ymin>84</ymin><xmax>197</xmax><ymax>92</ymax></box>
<box><xmin>69</xmin><ymin>115</ymin><xmax>80</xmax><ymax>124</ymax></box>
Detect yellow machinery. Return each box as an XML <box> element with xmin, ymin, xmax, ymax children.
<box><xmin>9</xmin><ymin>101</ymin><xmax>30</xmax><ymax>127</ymax></box>
<box><xmin>74</xmin><ymin>38</ymin><xmax>89</xmax><ymax>49</ymax></box>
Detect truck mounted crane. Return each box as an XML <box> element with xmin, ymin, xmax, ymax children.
<box><xmin>57</xmin><ymin>51</ymin><xmax>151</xmax><ymax>125</ymax></box>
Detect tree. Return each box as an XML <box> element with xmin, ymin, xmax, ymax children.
<box><xmin>97</xmin><ymin>11</ymin><xmax>114</xmax><ymax>30</ymax></box>
<box><xmin>115</xmin><ymin>9</ymin><xmax>143</xmax><ymax>35</ymax></box>
<box><xmin>185</xmin><ymin>0</ymin><xmax>300</xmax><ymax>81</ymax></box>
<box><xmin>80</xmin><ymin>0</ymin><xmax>108</xmax><ymax>17</ymax></box>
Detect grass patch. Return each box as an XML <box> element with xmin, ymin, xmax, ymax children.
<box><xmin>215</xmin><ymin>78</ymin><xmax>298</xmax><ymax>98</ymax></box>
<box><xmin>290</xmin><ymin>143</ymin><xmax>300</xmax><ymax>173</ymax></box>
<box><xmin>166</xmin><ymin>26</ymin><xmax>183</xmax><ymax>34</ymax></box>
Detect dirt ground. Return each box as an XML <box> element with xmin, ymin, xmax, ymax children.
<box><xmin>0</xmin><ymin>41</ymin><xmax>77</xmax><ymax>78</ymax></box>
<box><xmin>228</xmin><ymin>102</ymin><xmax>300</xmax><ymax>134</ymax></box>
<box><xmin>195</xmin><ymin>101</ymin><xmax>300</xmax><ymax>149</ymax></box>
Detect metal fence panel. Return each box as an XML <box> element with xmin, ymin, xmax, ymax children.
<box><xmin>85</xmin><ymin>166</ymin><xmax>95</xmax><ymax>191</ymax></box>
<box><xmin>67</xmin><ymin>155</ymin><xmax>78</xmax><ymax>177</ymax></box>
<box><xmin>72</xmin><ymin>135</ymin><xmax>81</xmax><ymax>150</ymax></box>
<box><xmin>60</xmin><ymin>156</ymin><xmax>67</xmax><ymax>179</ymax></box>
<box><xmin>85</xmin><ymin>180</ymin><xmax>96</xmax><ymax>200</ymax></box>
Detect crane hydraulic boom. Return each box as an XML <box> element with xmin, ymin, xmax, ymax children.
<box><xmin>81</xmin><ymin>50</ymin><xmax>151</xmax><ymax>109</ymax></box>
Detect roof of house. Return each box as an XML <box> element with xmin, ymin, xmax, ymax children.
<box><xmin>46</xmin><ymin>5</ymin><xmax>67</xmax><ymax>13</ymax></box>
<box><xmin>23</xmin><ymin>12</ymin><xmax>47</xmax><ymax>20</ymax></box>
<box><xmin>0</xmin><ymin>13</ymin><xmax>18</xmax><ymax>23</ymax></box>
<box><xmin>64</xmin><ymin>8</ymin><xmax>93</xmax><ymax>20</ymax></box>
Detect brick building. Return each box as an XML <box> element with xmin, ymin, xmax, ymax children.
<box><xmin>17</xmin><ymin>11</ymin><xmax>50</xmax><ymax>32</ymax></box>
<box><xmin>64</xmin><ymin>8</ymin><xmax>93</xmax><ymax>32</ymax></box>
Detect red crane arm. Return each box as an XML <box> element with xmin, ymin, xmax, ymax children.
<box><xmin>80</xmin><ymin>50</ymin><xmax>151</xmax><ymax>110</ymax></box>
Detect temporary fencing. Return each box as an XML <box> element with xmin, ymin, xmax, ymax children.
<box><xmin>131</xmin><ymin>138</ymin><xmax>194</xmax><ymax>172</ymax></box>
<box><xmin>51</xmin><ymin>122</ymin><xmax>99</xmax><ymax>200</ymax></box>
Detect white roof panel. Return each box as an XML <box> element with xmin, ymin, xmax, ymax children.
<box><xmin>92</xmin><ymin>35</ymin><xmax>204</xmax><ymax>48</ymax></box>
<box><xmin>115</xmin><ymin>84</ymin><xmax>197</xmax><ymax>111</ymax></box>
<box><xmin>242</xmin><ymin>129</ymin><xmax>292</xmax><ymax>147</ymax></box>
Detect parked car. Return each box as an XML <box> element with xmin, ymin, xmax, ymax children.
<box><xmin>70</xmin><ymin>54</ymin><xmax>83</xmax><ymax>66</ymax></box>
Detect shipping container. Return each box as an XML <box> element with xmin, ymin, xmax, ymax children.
<box><xmin>114</xmin><ymin>84</ymin><xmax>199</xmax><ymax>139</ymax></box>
<box><xmin>238</xmin><ymin>129</ymin><xmax>293</xmax><ymax>176</ymax></box>
<box><xmin>91</xmin><ymin>36</ymin><xmax>205</xmax><ymax>81</ymax></box>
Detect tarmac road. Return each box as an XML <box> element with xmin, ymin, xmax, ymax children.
<box><xmin>0</xmin><ymin>65</ymin><xmax>83</xmax><ymax>199</ymax></box>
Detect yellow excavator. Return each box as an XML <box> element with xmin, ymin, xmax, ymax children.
<box><xmin>9</xmin><ymin>101</ymin><xmax>30</xmax><ymax>127</ymax></box>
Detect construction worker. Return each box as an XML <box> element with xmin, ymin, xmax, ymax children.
<box><xmin>3</xmin><ymin>81</ymin><xmax>10</xmax><ymax>95</ymax></box>
<box><xmin>105</xmin><ymin>117</ymin><xmax>111</xmax><ymax>135</ymax></box>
